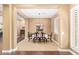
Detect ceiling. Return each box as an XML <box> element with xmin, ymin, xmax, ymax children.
<box><xmin>17</xmin><ymin>14</ymin><xmax>24</xmax><ymax>21</ymax></box>
<box><xmin>17</xmin><ymin>9</ymin><xmax>58</xmax><ymax>18</ymax></box>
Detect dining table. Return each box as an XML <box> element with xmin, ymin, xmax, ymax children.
<box><xmin>31</xmin><ymin>32</ymin><xmax>49</xmax><ymax>42</ymax></box>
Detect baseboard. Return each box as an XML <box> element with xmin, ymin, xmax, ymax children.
<box><xmin>58</xmin><ymin>48</ymin><xmax>77</xmax><ymax>55</ymax></box>
<box><xmin>2</xmin><ymin>47</ymin><xmax>17</xmax><ymax>53</ymax></box>
<box><xmin>70</xmin><ymin>48</ymin><xmax>79</xmax><ymax>55</ymax></box>
<box><xmin>52</xmin><ymin>39</ymin><xmax>60</xmax><ymax>47</ymax></box>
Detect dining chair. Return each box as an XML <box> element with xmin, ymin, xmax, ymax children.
<box><xmin>40</xmin><ymin>32</ymin><xmax>47</xmax><ymax>42</ymax></box>
<box><xmin>48</xmin><ymin>32</ymin><xmax>52</xmax><ymax>42</ymax></box>
<box><xmin>33</xmin><ymin>32</ymin><xmax>40</xmax><ymax>42</ymax></box>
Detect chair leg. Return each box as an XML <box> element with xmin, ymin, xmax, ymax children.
<box><xmin>46</xmin><ymin>39</ymin><xmax>47</xmax><ymax>42</ymax></box>
<box><xmin>33</xmin><ymin>37</ymin><xmax>36</xmax><ymax>42</ymax></box>
<box><xmin>45</xmin><ymin>38</ymin><xmax>47</xmax><ymax>42</ymax></box>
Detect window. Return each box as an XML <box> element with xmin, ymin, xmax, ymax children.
<box><xmin>70</xmin><ymin>5</ymin><xmax>79</xmax><ymax>52</ymax></box>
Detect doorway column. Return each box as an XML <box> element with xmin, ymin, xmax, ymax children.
<box><xmin>3</xmin><ymin>4</ymin><xmax>17</xmax><ymax>52</ymax></box>
<box><xmin>58</xmin><ymin>5</ymin><xmax>70</xmax><ymax>49</ymax></box>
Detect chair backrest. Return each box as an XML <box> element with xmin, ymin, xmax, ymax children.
<box><xmin>48</xmin><ymin>32</ymin><xmax>52</xmax><ymax>38</ymax></box>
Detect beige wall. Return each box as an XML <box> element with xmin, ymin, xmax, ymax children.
<box><xmin>58</xmin><ymin>5</ymin><xmax>70</xmax><ymax>48</ymax></box>
<box><xmin>51</xmin><ymin>18</ymin><xmax>54</xmax><ymax>33</ymax></box>
<box><xmin>28</xmin><ymin>18</ymin><xmax>51</xmax><ymax>34</ymax></box>
<box><xmin>25</xmin><ymin>19</ymin><xmax>28</xmax><ymax>39</ymax></box>
<box><xmin>17</xmin><ymin>19</ymin><xmax>25</xmax><ymax>36</ymax></box>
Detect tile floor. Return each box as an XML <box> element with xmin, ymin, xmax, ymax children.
<box><xmin>17</xmin><ymin>39</ymin><xmax>59</xmax><ymax>51</ymax></box>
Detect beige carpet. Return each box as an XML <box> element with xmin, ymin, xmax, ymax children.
<box><xmin>17</xmin><ymin>39</ymin><xmax>59</xmax><ymax>51</ymax></box>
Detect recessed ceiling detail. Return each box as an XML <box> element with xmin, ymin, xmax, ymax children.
<box><xmin>18</xmin><ymin>9</ymin><xmax>58</xmax><ymax>18</ymax></box>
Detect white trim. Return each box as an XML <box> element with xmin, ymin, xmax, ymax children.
<box><xmin>2</xmin><ymin>47</ymin><xmax>17</xmax><ymax>53</ymax></box>
<box><xmin>70</xmin><ymin>5</ymin><xmax>79</xmax><ymax>54</ymax></box>
<box><xmin>52</xmin><ymin>39</ymin><xmax>60</xmax><ymax>48</ymax></box>
<box><xmin>58</xmin><ymin>48</ymin><xmax>77</xmax><ymax>55</ymax></box>
<box><xmin>71</xmin><ymin>47</ymin><xmax>79</xmax><ymax>54</ymax></box>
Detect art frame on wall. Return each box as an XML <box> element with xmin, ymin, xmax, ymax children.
<box><xmin>36</xmin><ymin>24</ymin><xmax>44</xmax><ymax>32</ymax></box>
